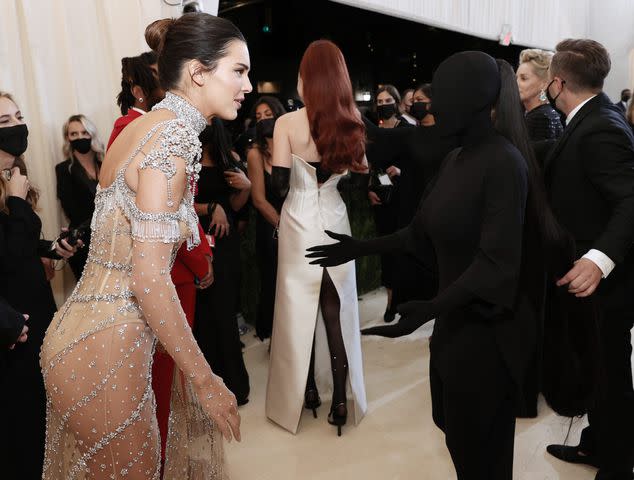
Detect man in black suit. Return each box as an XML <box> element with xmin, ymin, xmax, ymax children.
<box><xmin>615</xmin><ymin>89</ymin><xmax>631</xmax><ymax>115</ymax></box>
<box><xmin>544</xmin><ymin>39</ymin><xmax>634</xmax><ymax>480</ymax></box>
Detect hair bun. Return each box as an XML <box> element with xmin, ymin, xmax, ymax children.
<box><xmin>145</xmin><ymin>18</ymin><xmax>176</xmax><ymax>54</ymax></box>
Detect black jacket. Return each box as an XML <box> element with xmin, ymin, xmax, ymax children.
<box><xmin>545</xmin><ymin>92</ymin><xmax>634</xmax><ymax>310</ymax></box>
<box><xmin>0</xmin><ymin>297</ymin><xmax>24</xmax><ymax>350</ymax></box>
<box><xmin>525</xmin><ymin>104</ymin><xmax>564</xmax><ymax>142</ymax></box>
<box><xmin>55</xmin><ymin>158</ymin><xmax>99</xmax><ymax>227</ymax></box>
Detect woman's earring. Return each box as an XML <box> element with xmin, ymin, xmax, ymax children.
<box><xmin>539</xmin><ymin>89</ymin><xmax>547</xmax><ymax>102</ymax></box>
<box><xmin>139</xmin><ymin>98</ymin><xmax>144</xmax><ymax>103</ymax></box>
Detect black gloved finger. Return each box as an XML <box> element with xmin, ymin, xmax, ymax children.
<box><xmin>324</xmin><ymin>230</ymin><xmax>349</xmax><ymax>241</ymax></box>
<box><xmin>306</xmin><ymin>244</ymin><xmax>331</xmax><ymax>252</ymax></box>
<box><xmin>361</xmin><ymin>324</ymin><xmax>405</xmax><ymax>338</ymax></box>
<box><xmin>308</xmin><ymin>258</ymin><xmax>327</xmax><ymax>266</ymax></box>
<box><xmin>361</xmin><ymin>315</ymin><xmax>426</xmax><ymax>338</ymax></box>
<box><xmin>305</xmin><ymin>250</ymin><xmax>329</xmax><ymax>257</ymax></box>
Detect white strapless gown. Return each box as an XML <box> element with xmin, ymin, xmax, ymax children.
<box><xmin>266</xmin><ymin>154</ymin><xmax>367</xmax><ymax>433</ymax></box>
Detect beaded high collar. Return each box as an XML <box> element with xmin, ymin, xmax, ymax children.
<box><xmin>152</xmin><ymin>92</ymin><xmax>208</xmax><ymax>134</ymax></box>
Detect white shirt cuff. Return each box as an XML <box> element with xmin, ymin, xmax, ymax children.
<box><xmin>582</xmin><ymin>249</ymin><xmax>615</xmax><ymax>278</ymax></box>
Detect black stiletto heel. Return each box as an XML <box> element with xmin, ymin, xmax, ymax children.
<box><xmin>304</xmin><ymin>387</ymin><xmax>321</xmax><ymax>418</ymax></box>
<box><xmin>327</xmin><ymin>402</ymin><xmax>347</xmax><ymax>436</ymax></box>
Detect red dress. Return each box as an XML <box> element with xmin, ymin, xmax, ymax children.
<box><xmin>108</xmin><ymin>111</ymin><xmax>212</xmax><ymax>460</ymax></box>
<box><xmin>106</xmin><ymin>108</ymin><xmax>143</xmax><ymax>150</ymax></box>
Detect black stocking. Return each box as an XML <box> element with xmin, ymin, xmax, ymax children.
<box><xmin>319</xmin><ymin>269</ymin><xmax>349</xmax><ymax>411</ymax></box>
<box><xmin>306</xmin><ymin>338</ymin><xmax>317</xmax><ymax>393</ymax></box>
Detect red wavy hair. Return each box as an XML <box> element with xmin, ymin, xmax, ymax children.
<box><xmin>299</xmin><ymin>40</ymin><xmax>365</xmax><ymax>173</ymax></box>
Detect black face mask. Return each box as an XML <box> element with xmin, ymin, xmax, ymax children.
<box><xmin>376</xmin><ymin>104</ymin><xmax>397</xmax><ymax>120</ymax></box>
<box><xmin>71</xmin><ymin>138</ymin><xmax>93</xmax><ymax>154</ymax></box>
<box><xmin>545</xmin><ymin>79</ymin><xmax>565</xmax><ymax>110</ymax></box>
<box><xmin>0</xmin><ymin>124</ymin><xmax>28</xmax><ymax>157</ymax></box>
<box><xmin>622</xmin><ymin>93</ymin><xmax>631</xmax><ymax>103</ymax></box>
<box><xmin>410</xmin><ymin>101</ymin><xmax>430</xmax><ymax>121</ymax></box>
<box><xmin>431</xmin><ymin>51</ymin><xmax>500</xmax><ymax>139</ymax></box>
<box><xmin>256</xmin><ymin>117</ymin><xmax>275</xmax><ymax>139</ymax></box>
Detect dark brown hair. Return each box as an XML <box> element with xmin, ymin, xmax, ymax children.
<box><xmin>116</xmin><ymin>51</ymin><xmax>158</xmax><ymax>115</ymax></box>
<box><xmin>299</xmin><ymin>40</ymin><xmax>365</xmax><ymax>173</ymax></box>
<box><xmin>550</xmin><ymin>39</ymin><xmax>610</xmax><ymax>92</ymax></box>
<box><xmin>376</xmin><ymin>85</ymin><xmax>401</xmax><ymax>105</ymax></box>
<box><xmin>251</xmin><ymin>96</ymin><xmax>285</xmax><ymax>160</ymax></box>
<box><xmin>414</xmin><ymin>83</ymin><xmax>433</xmax><ymax>100</ymax></box>
<box><xmin>145</xmin><ymin>13</ymin><xmax>245</xmax><ymax>90</ymax></box>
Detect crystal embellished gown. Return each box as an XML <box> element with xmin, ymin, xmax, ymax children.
<box><xmin>40</xmin><ymin>93</ymin><xmax>226</xmax><ymax>480</ymax></box>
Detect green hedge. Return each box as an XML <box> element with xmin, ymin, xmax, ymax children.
<box><xmin>239</xmin><ymin>180</ymin><xmax>380</xmax><ymax>325</ymax></box>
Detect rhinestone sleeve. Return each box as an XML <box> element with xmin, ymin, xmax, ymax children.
<box><xmin>130</xmin><ymin>156</ymin><xmax>214</xmax><ymax>389</ymax></box>
<box><xmin>128</xmin><ymin>120</ymin><xmax>202</xmax><ymax>247</ymax></box>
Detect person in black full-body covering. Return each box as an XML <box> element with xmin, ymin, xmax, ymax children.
<box><xmin>362</xmin><ymin>109</ymin><xmax>457</xmax><ymax>309</ymax></box>
<box><xmin>309</xmin><ymin>52</ymin><xmax>541</xmax><ymax>479</ymax></box>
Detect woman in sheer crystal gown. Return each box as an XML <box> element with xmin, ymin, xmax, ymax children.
<box><xmin>39</xmin><ymin>14</ymin><xmax>251</xmax><ymax>479</ymax></box>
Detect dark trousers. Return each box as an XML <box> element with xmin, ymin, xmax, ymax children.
<box><xmin>373</xmin><ymin>204</ymin><xmax>398</xmax><ymax>289</ymax></box>
<box><xmin>579</xmin><ymin>308</ymin><xmax>634</xmax><ymax>479</ymax></box>
<box><xmin>430</xmin><ymin>327</ymin><xmax>516</xmax><ymax>480</ymax></box>
<box><xmin>193</xmin><ymin>234</ymin><xmax>250</xmax><ymax>402</ymax></box>
<box><xmin>255</xmin><ymin>217</ymin><xmax>278</xmax><ymax>340</ymax></box>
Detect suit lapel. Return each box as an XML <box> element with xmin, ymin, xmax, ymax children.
<box><xmin>543</xmin><ymin>93</ymin><xmax>607</xmax><ymax>174</ymax></box>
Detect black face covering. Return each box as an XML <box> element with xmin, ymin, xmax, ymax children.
<box><xmin>410</xmin><ymin>101</ymin><xmax>430</xmax><ymax>121</ymax></box>
<box><xmin>71</xmin><ymin>138</ymin><xmax>92</xmax><ymax>155</ymax></box>
<box><xmin>431</xmin><ymin>51</ymin><xmax>501</xmax><ymax>141</ymax></box>
<box><xmin>622</xmin><ymin>92</ymin><xmax>631</xmax><ymax>103</ymax></box>
<box><xmin>545</xmin><ymin>79</ymin><xmax>565</xmax><ymax>111</ymax></box>
<box><xmin>0</xmin><ymin>124</ymin><xmax>28</xmax><ymax>157</ymax></box>
<box><xmin>256</xmin><ymin>117</ymin><xmax>275</xmax><ymax>139</ymax></box>
<box><xmin>376</xmin><ymin>104</ymin><xmax>397</xmax><ymax>120</ymax></box>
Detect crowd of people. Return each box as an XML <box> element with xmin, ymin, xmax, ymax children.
<box><xmin>0</xmin><ymin>10</ymin><xmax>632</xmax><ymax>480</ymax></box>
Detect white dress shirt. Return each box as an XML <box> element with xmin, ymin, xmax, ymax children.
<box><xmin>565</xmin><ymin>94</ymin><xmax>615</xmax><ymax>278</ymax></box>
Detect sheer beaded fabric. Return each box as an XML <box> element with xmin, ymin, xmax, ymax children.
<box><xmin>40</xmin><ymin>93</ymin><xmax>230</xmax><ymax>480</ymax></box>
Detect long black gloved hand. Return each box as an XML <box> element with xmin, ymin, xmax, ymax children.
<box><xmin>306</xmin><ymin>228</ymin><xmax>410</xmax><ymax>267</ymax></box>
<box><xmin>361</xmin><ymin>285</ymin><xmax>475</xmax><ymax>338</ymax></box>
<box><xmin>361</xmin><ymin>301</ymin><xmax>435</xmax><ymax>337</ymax></box>
<box><xmin>305</xmin><ymin>231</ymin><xmax>363</xmax><ymax>267</ymax></box>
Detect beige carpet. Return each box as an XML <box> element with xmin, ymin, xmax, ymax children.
<box><xmin>225</xmin><ymin>288</ymin><xmax>629</xmax><ymax>480</ymax></box>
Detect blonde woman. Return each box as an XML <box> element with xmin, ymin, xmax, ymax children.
<box><xmin>56</xmin><ymin>114</ymin><xmax>105</xmax><ymax>279</ymax></box>
<box><xmin>516</xmin><ymin>48</ymin><xmax>563</xmax><ymax>141</ymax></box>
<box><xmin>0</xmin><ymin>92</ymin><xmax>80</xmax><ymax>479</ymax></box>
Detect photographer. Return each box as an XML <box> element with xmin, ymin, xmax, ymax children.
<box><xmin>0</xmin><ymin>92</ymin><xmax>81</xmax><ymax>479</ymax></box>
<box><xmin>56</xmin><ymin>114</ymin><xmax>105</xmax><ymax>279</ymax></box>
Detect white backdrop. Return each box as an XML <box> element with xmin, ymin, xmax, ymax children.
<box><xmin>333</xmin><ymin>0</ymin><xmax>634</xmax><ymax>100</ymax></box>
<box><xmin>332</xmin><ymin>0</ymin><xmax>590</xmax><ymax>50</ymax></box>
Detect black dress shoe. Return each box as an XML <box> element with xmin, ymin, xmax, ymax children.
<box><xmin>547</xmin><ymin>444</ymin><xmax>600</xmax><ymax>468</ymax></box>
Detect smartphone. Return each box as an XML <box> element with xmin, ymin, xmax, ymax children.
<box><xmin>205</xmin><ymin>233</ymin><xmax>216</xmax><ymax>249</ymax></box>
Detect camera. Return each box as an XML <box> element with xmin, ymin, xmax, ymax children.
<box><xmin>52</xmin><ymin>220</ymin><xmax>91</xmax><ymax>251</ymax></box>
